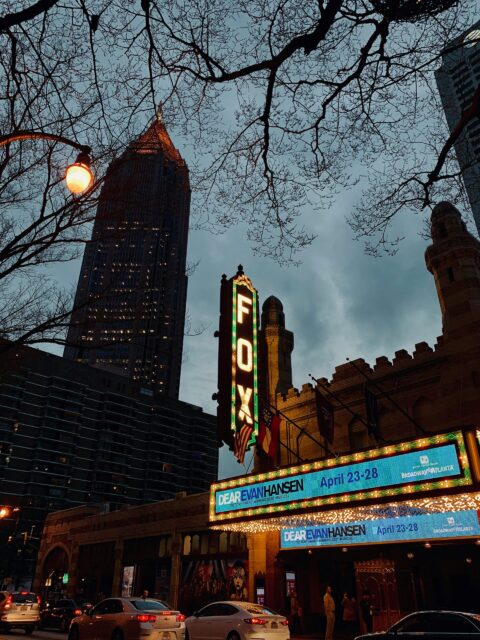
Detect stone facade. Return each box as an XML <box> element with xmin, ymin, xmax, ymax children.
<box><xmin>35</xmin><ymin>202</ymin><xmax>480</xmax><ymax>625</ymax></box>
<box><xmin>257</xmin><ymin>202</ymin><xmax>480</xmax><ymax>470</ymax></box>
<box><xmin>34</xmin><ymin>493</ymin><xmax>211</xmax><ymax>607</ymax></box>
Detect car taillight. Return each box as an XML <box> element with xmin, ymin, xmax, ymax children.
<box><xmin>5</xmin><ymin>596</ymin><xmax>12</xmax><ymax>609</ymax></box>
<box><xmin>280</xmin><ymin>619</ymin><xmax>289</xmax><ymax>626</ymax></box>
<box><xmin>74</xmin><ymin>609</ymin><xmax>82</xmax><ymax>616</ymax></box>
<box><xmin>21</xmin><ymin>592</ymin><xmax>28</xmax><ymax>595</ymax></box>
<box><xmin>244</xmin><ymin>617</ymin><xmax>267</xmax><ymax>625</ymax></box>
<box><xmin>137</xmin><ymin>614</ymin><xmax>156</xmax><ymax>623</ymax></box>
<box><xmin>37</xmin><ymin>596</ymin><xmax>41</xmax><ymax>605</ymax></box>
<box><xmin>176</xmin><ymin>614</ymin><xmax>185</xmax><ymax>622</ymax></box>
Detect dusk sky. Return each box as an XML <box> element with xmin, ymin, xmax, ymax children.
<box><xmin>45</xmin><ymin>151</ymin><xmax>473</xmax><ymax>480</ymax></box>
<box><xmin>36</xmin><ymin>5</ymin><xmax>480</xmax><ymax>482</ymax></box>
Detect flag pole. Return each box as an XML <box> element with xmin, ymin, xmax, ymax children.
<box><xmin>308</xmin><ymin>373</ymin><xmax>371</xmax><ymax>433</ymax></box>
<box><xmin>255</xmin><ymin>421</ymin><xmax>305</xmax><ymax>464</ymax></box>
<box><xmin>263</xmin><ymin>396</ymin><xmax>336</xmax><ymax>458</ymax></box>
<box><xmin>345</xmin><ymin>358</ymin><xmax>426</xmax><ymax>435</ymax></box>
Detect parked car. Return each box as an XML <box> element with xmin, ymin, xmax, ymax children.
<box><xmin>40</xmin><ymin>598</ymin><xmax>83</xmax><ymax>632</ymax></box>
<box><xmin>0</xmin><ymin>590</ymin><xmax>41</xmax><ymax>634</ymax></box>
<box><xmin>68</xmin><ymin>597</ymin><xmax>185</xmax><ymax>640</ymax></box>
<box><xmin>185</xmin><ymin>601</ymin><xmax>290</xmax><ymax>640</ymax></box>
<box><xmin>355</xmin><ymin>610</ymin><xmax>480</xmax><ymax>639</ymax></box>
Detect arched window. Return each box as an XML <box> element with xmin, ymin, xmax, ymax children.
<box><xmin>200</xmin><ymin>534</ymin><xmax>209</xmax><ymax>555</ymax></box>
<box><xmin>349</xmin><ymin>419</ymin><xmax>368</xmax><ymax>450</ymax></box>
<box><xmin>229</xmin><ymin>532</ymin><xmax>240</xmax><ymax>552</ymax></box>
<box><xmin>191</xmin><ymin>534</ymin><xmax>200</xmax><ymax>554</ymax></box>
<box><xmin>412</xmin><ymin>397</ymin><xmax>433</xmax><ymax>429</ymax></box>
<box><xmin>219</xmin><ymin>532</ymin><xmax>228</xmax><ymax>553</ymax></box>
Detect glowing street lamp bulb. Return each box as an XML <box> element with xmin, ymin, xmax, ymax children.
<box><xmin>65</xmin><ymin>161</ymin><xmax>93</xmax><ymax>194</ymax></box>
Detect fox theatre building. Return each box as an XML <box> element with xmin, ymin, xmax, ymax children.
<box><xmin>213</xmin><ymin>206</ymin><xmax>480</xmax><ymax>633</ymax></box>
<box><xmin>210</xmin><ymin>431</ymin><xmax>480</xmax><ymax>632</ymax></box>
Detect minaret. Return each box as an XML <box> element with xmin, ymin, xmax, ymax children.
<box><xmin>425</xmin><ymin>201</ymin><xmax>480</xmax><ymax>343</ymax></box>
<box><xmin>64</xmin><ymin>113</ymin><xmax>190</xmax><ymax>399</ymax></box>
<box><xmin>259</xmin><ymin>296</ymin><xmax>294</xmax><ymax>406</ymax></box>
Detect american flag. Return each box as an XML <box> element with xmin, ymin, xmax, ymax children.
<box><xmin>234</xmin><ymin>423</ymin><xmax>254</xmax><ymax>464</ymax></box>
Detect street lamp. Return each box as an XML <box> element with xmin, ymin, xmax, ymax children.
<box><xmin>0</xmin><ymin>130</ymin><xmax>93</xmax><ymax>194</ymax></box>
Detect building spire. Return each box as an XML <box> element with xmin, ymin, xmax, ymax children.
<box><xmin>156</xmin><ymin>102</ymin><xmax>164</xmax><ymax>123</ymax></box>
<box><xmin>130</xmin><ymin>108</ymin><xmax>184</xmax><ymax>163</ymax></box>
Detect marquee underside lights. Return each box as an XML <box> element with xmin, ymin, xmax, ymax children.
<box><xmin>210</xmin><ymin>492</ymin><xmax>480</xmax><ymax>535</ymax></box>
<box><xmin>209</xmin><ymin>431</ymin><xmax>472</xmax><ymax>523</ymax></box>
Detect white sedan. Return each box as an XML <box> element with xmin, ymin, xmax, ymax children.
<box><xmin>185</xmin><ymin>601</ymin><xmax>290</xmax><ymax>640</ymax></box>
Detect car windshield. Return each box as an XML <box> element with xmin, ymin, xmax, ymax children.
<box><xmin>12</xmin><ymin>593</ymin><xmax>36</xmax><ymax>603</ymax></box>
<box><xmin>130</xmin><ymin>600</ymin><xmax>170</xmax><ymax>611</ymax></box>
<box><xmin>240</xmin><ymin>604</ymin><xmax>278</xmax><ymax>616</ymax></box>
<box><xmin>56</xmin><ymin>600</ymin><xmax>77</xmax><ymax>607</ymax></box>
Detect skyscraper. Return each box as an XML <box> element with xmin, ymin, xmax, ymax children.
<box><xmin>436</xmin><ymin>21</ymin><xmax>480</xmax><ymax>234</ymax></box>
<box><xmin>65</xmin><ymin>113</ymin><xmax>190</xmax><ymax>398</ymax></box>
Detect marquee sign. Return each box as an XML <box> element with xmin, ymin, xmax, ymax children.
<box><xmin>216</xmin><ymin>266</ymin><xmax>259</xmax><ymax>453</ymax></box>
<box><xmin>280</xmin><ymin>509</ymin><xmax>480</xmax><ymax>549</ymax></box>
<box><xmin>209</xmin><ymin>431</ymin><xmax>472</xmax><ymax>522</ymax></box>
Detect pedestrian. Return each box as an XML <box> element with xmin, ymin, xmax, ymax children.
<box><xmin>289</xmin><ymin>590</ymin><xmax>303</xmax><ymax>635</ymax></box>
<box><xmin>360</xmin><ymin>591</ymin><xmax>373</xmax><ymax>633</ymax></box>
<box><xmin>341</xmin><ymin>592</ymin><xmax>358</xmax><ymax>637</ymax></box>
<box><xmin>141</xmin><ymin>589</ymin><xmax>149</xmax><ymax>600</ymax></box>
<box><xmin>324</xmin><ymin>585</ymin><xmax>335</xmax><ymax>640</ymax></box>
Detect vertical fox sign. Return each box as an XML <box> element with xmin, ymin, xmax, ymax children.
<box><xmin>217</xmin><ymin>266</ymin><xmax>259</xmax><ymax>461</ymax></box>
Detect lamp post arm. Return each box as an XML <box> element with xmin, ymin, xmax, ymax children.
<box><xmin>0</xmin><ymin>130</ymin><xmax>91</xmax><ymax>155</ymax></box>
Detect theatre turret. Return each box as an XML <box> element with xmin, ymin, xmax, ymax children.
<box><xmin>259</xmin><ymin>296</ymin><xmax>294</xmax><ymax>405</ymax></box>
<box><xmin>425</xmin><ymin>201</ymin><xmax>480</xmax><ymax>344</ymax></box>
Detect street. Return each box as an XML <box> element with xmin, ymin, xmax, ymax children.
<box><xmin>0</xmin><ymin>632</ymin><xmax>66</xmax><ymax>640</ymax></box>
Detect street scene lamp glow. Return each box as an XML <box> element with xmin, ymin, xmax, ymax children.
<box><xmin>0</xmin><ymin>506</ymin><xmax>11</xmax><ymax>519</ymax></box>
<box><xmin>65</xmin><ymin>151</ymin><xmax>93</xmax><ymax>194</ymax></box>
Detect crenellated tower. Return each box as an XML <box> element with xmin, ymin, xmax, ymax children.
<box><xmin>258</xmin><ymin>296</ymin><xmax>294</xmax><ymax>406</ymax></box>
<box><xmin>425</xmin><ymin>201</ymin><xmax>480</xmax><ymax>343</ymax></box>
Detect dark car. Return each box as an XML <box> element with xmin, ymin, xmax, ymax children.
<box><xmin>355</xmin><ymin>610</ymin><xmax>480</xmax><ymax>640</ymax></box>
<box><xmin>39</xmin><ymin>598</ymin><xmax>82</xmax><ymax>632</ymax></box>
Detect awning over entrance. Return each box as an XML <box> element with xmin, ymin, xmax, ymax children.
<box><xmin>209</xmin><ymin>430</ymin><xmax>480</xmax><ymax>548</ymax></box>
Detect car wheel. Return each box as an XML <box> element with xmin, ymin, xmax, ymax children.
<box><xmin>184</xmin><ymin>629</ymin><xmax>190</xmax><ymax>640</ymax></box>
<box><xmin>227</xmin><ymin>633</ymin><xmax>240</xmax><ymax>640</ymax></box>
<box><xmin>62</xmin><ymin>618</ymin><xmax>70</xmax><ymax>633</ymax></box>
<box><xmin>112</xmin><ymin>629</ymin><xmax>124</xmax><ymax>640</ymax></box>
<box><xmin>24</xmin><ymin>626</ymin><xmax>35</xmax><ymax>635</ymax></box>
<box><xmin>68</xmin><ymin>625</ymin><xmax>80</xmax><ymax>640</ymax></box>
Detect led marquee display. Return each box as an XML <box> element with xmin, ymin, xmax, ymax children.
<box><xmin>216</xmin><ymin>266</ymin><xmax>259</xmax><ymax>452</ymax></box>
<box><xmin>280</xmin><ymin>509</ymin><xmax>480</xmax><ymax>549</ymax></box>
<box><xmin>210</xmin><ymin>431</ymin><xmax>472</xmax><ymax>522</ymax></box>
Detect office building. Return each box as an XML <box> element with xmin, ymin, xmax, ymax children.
<box><xmin>65</xmin><ymin>113</ymin><xmax>190</xmax><ymax>399</ymax></box>
<box><xmin>436</xmin><ymin>21</ymin><xmax>480</xmax><ymax>233</ymax></box>
<box><xmin>0</xmin><ymin>343</ymin><xmax>217</xmax><ymax>586</ymax></box>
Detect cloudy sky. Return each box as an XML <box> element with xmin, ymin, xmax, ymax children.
<box><xmin>45</xmin><ymin>153</ymin><xmax>454</xmax><ymax>481</ymax></box>
<box><xmin>36</xmin><ymin>7</ymin><xmax>480</xmax><ymax>482</ymax></box>
<box><xmin>179</xmin><ymin>180</ymin><xmax>451</xmax><ymax>479</ymax></box>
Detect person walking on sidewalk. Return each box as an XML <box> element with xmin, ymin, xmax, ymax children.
<box><xmin>324</xmin><ymin>585</ymin><xmax>335</xmax><ymax>640</ymax></box>
<box><xmin>290</xmin><ymin>589</ymin><xmax>303</xmax><ymax>635</ymax></box>
<box><xmin>360</xmin><ymin>591</ymin><xmax>373</xmax><ymax>633</ymax></box>
<box><xmin>341</xmin><ymin>592</ymin><xmax>358</xmax><ymax>637</ymax></box>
